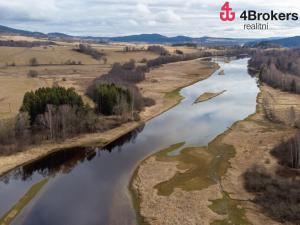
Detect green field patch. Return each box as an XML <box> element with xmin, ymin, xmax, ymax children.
<box><xmin>154</xmin><ymin>139</ymin><xmax>235</xmax><ymax>196</ymax></box>
<box><xmin>164</xmin><ymin>88</ymin><xmax>181</xmax><ymax>99</ymax></box>
<box><xmin>209</xmin><ymin>192</ymin><xmax>252</xmax><ymax>225</ymax></box>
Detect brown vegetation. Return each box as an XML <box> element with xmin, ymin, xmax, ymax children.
<box><xmin>244</xmin><ymin>165</ymin><xmax>300</xmax><ymax>224</ymax></box>
<box><xmin>271</xmin><ymin>131</ymin><xmax>300</xmax><ymax>169</ymax></box>
<box><xmin>0</xmin><ymin>56</ymin><xmax>218</xmax><ymax>176</ymax></box>
<box><xmin>249</xmin><ymin>49</ymin><xmax>300</xmax><ymax>93</ymax></box>
<box><xmin>74</xmin><ymin>44</ymin><xmax>105</xmax><ymax>60</ymax></box>
<box><xmin>0</xmin><ymin>40</ymin><xmax>56</xmax><ymax>48</ymax></box>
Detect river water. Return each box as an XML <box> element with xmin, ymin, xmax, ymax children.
<box><xmin>0</xmin><ymin>58</ymin><xmax>259</xmax><ymax>225</ymax></box>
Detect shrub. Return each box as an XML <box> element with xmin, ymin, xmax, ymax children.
<box><xmin>27</xmin><ymin>70</ymin><xmax>38</xmax><ymax>78</ymax></box>
<box><xmin>175</xmin><ymin>49</ymin><xmax>184</xmax><ymax>55</ymax></box>
<box><xmin>147</xmin><ymin>45</ymin><xmax>169</xmax><ymax>56</ymax></box>
<box><xmin>143</xmin><ymin>97</ymin><xmax>156</xmax><ymax>107</ymax></box>
<box><xmin>91</xmin><ymin>83</ymin><xmax>132</xmax><ymax>116</ymax></box>
<box><xmin>271</xmin><ymin>131</ymin><xmax>300</xmax><ymax>169</ymax></box>
<box><xmin>29</xmin><ymin>57</ymin><xmax>39</xmax><ymax>66</ymax></box>
<box><xmin>244</xmin><ymin>165</ymin><xmax>300</xmax><ymax>224</ymax></box>
<box><xmin>140</xmin><ymin>58</ymin><xmax>147</xmax><ymax>63</ymax></box>
<box><xmin>75</xmin><ymin>44</ymin><xmax>105</xmax><ymax>60</ymax></box>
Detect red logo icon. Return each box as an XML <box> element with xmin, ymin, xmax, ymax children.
<box><xmin>220</xmin><ymin>2</ymin><xmax>235</xmax><ymax>21</ymax></box>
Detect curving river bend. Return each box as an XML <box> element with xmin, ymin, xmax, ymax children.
<box><xmin>0</xmin><ymin>58</ymin><xmax>259</xmax><ymax>225</ymax></box>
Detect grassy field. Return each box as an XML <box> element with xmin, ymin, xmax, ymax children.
<box><xmin>0</xmin><ymin>76</ymin><xmax>48</xmax><ymax>119</ymax></box>
<box><xmin>0</xmin><ymin>42</ymin><xmax>161</xmax><ymax>67</ymax></box>
<box><xmin>0</xmin><ymin>38</ymin><xmax>162</xmax><ymax>119</ymax></box>
<box><xmin>0</xmin><ymin>46</ymin><xmax>99</xmax><ymax>66</ymax></box>
<box><xmin>0</xmin><ymin>36</ymin><xmax>214</xmax><ymax>121</ymax></box>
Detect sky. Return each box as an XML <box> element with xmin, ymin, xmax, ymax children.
<box><xmin>0</xmin><ymin>0</ymin><xmax>299</xmax><ymax>38</ymax></box>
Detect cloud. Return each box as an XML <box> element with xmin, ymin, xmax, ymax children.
<box><xmin>156</xmin><ymin>9</ymin><xmax>181</xmax><ymax>23</ymax></box>
<box><xmin>147</xmin><ymin>20</ymin><xmax>157</xmax><ymax>26</ymax></box>
<box><xmin>0</xmin><ymin>0</ymin><xmax>299</xmax><ymax>38</ymax></box>
<box><xmin>136</xmin><ymin>3</ymin><xmax>151</xmax><ymax>15</ymax></box>
<box><xmin>129</xmin><ymin>19</ymin><xmax>139</xmax><ymax>26</ymax></box>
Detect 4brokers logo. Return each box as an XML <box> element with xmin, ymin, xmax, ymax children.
<box><xmin>219</xmin><ymin>1</ymin><xmax>299</xmax><ymax>30</ymax></box>
<box><xmin>220</xmin><ymin>2</ymin><xmax>235</xmax><ymax>21</ymax></box>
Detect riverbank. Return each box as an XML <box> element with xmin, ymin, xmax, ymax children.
<box><xmin>0</xmin><ymin>59</ymin><xmax>218</xmax><ymax>177</ymax></box>
<box><xmin>131</xmin><ymin>83</ymin><xmax>300</xmax><ymax>225</ymax></box>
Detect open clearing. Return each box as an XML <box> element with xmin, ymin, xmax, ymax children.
<box><xmin>0</xmin><ymin>39</ymin><xmax>201</xmax><ymax>120</ymax></box>
<box><xmin>0</xmin><ymin>76</ymin><xmax>48</xmax><ymax>119</ymax></box>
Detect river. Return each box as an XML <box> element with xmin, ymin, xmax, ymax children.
<box><xmin>0</xmin><ymin>58</ymin><xmax>259</xmax><ymax>225</ymax></box>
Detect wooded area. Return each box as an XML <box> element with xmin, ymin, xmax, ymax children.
<box><xmin>74</xmin><ymin>44</ymin><xmax>105</xmax><ymax>60</ymax></box>
<box><xmin>249</xmin><ymin>49</ymin><xmax>300</xmax><ymax>93</ymax></box>
<box><xmin>0</xmin><ymin>87</ymin><xmax>124</xmax><ymax>155</ymax></box>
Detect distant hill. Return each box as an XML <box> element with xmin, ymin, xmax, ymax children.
<box><xmin>0</xmin><ymin>25</ymin><xmax>46</xmax><ymax>37</ymax></box>
<box><xmin>47</xmin><ymin>32</ymin><xmax>73</xmax><ymax>38</ymax></box>
<box><xmin>195</xmin><ymin>36</ymin><xmax>255</xmax><ymax>46</ymax></box>
<box><xmin>265</xmin><ymin>36</ymin><xmax>300</xmax><ymax>48</ymax></box>
<box><xmin>110</xmin><ymin>34</ymin><xmax>258</xmax><ymax>45</ymax></box>
<box><xmin>246</xmin><ymin>36</ymin><xmax>300</xmax><ymax>48</ymax></box>
<box><xmin>111</xmin><ymin>34</ymin><xmax>193</xmax><ymax>44</ymax></box>
<box><xmin>0</xmin><ymin>25</ymin><xmax>258</xmax><ymax>45</ymax></box>
<box><xmin>3</xmin><ymin>24</ymin><xmax>300</xmax><ymax>47</ymax></box>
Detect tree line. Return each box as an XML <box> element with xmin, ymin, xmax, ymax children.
<box><xmin>146</xmin><ymin>47</ymin><xmax>251</xmax><ymax>68</ymax></box>
<box><xmin>74</xmin><ymin>44</ymin><xmax>105</xmax><ymax>60</ymax></box>
<box><xmin>248</xmin><ymin>49</ymin><xmax>300</xmax><ymax>93</ymax></box>
<box><xmin>243</xmin><ymin>131</ymin><xmax>300</xmax><ymax>224</ymax></box>
<box><xmin>0</xmin><ymin>40</ymin><xmax>56</xmax><ymax>48</ymax></box>
<box><xmin>87</xmin><ymin>59</ymin><xmax>154</xmax><ymax>119</ymax></box>
<box><xmin>20</xmin><ymin>87</ymin><xmax>84</xmax><ymax>123</ymax></box>
<box><xmin>91</xmin><ymin>83</ymin><xmax>132</xmax><ymax>116</ymax></box>
<box><xmin>0</xmin><ymin>87</ymin><xmax>127</xmax><ymax>155</ymax></box>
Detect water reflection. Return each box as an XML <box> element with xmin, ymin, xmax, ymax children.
<box><xmin>104</xmin><ymin>125</ymin><xmax>145</xmax><ymax>152</ymax></box>
<box><xmin>1</xmin><ymin>125</ymin><xmax>145</xmax><ymax>184</ymax></box>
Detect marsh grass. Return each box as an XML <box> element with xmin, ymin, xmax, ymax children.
<box><xmin>209</xmin><ymin>192</ymin><xmax>252</xmax><ymax>225</ymax></box>
<box><xmin>164</xmin><ymin>88</ymin><xmax>181</xmax><ymax>99</ymax></box>
<box><xmin>0</xmin><ymin>178</ymin><xmax>48</xmax><ymax>225</ymax></box>
<box><xmin>154</xmin><ymin>140</ymin><xmax>235</xmax><ymax>195</ymax></box>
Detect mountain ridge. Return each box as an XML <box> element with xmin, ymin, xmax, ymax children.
<box><xmin>0</xmin><ymin>24</ymin><xmax>297</xmax><ymax>47</ymax></box>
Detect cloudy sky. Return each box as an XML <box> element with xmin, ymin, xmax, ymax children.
<box><xmin>0</xmin><ymin>0</ymin><xmax>299</xmax><ymax>38</ymax></box>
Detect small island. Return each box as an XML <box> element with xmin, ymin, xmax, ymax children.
<box><xmin>194</xmin><ymin>90</ymin><xmax>226</xmax><ymax>103</ymax></box>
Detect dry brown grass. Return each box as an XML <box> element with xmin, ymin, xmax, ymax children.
<box><xmin>0</xmin><ymin>40</ymin><xmax>214</xmax><ymax>120</ymax></box>
<box><xmin>194</xmin><ymin>90</ymin><xmax>226</xmax><ymax>103</ymax></box>
<box><xmin>0</xmin><ymin>76</ymin><xmax>48</xmax><ymax>119</ymax></box>
<box><xmin>0</xmin><ymin>46</ymin><xmax>99</xmax><ymax>66</ymax></box>
<box><xmin>137</xmin><ymin>59</ymin><xmax>218</xmax><ymax>120</ymax></box>
<box><xmin>0</xmin><ymin>35</ymin><xmax>46</xmax><ymax>42</ymax></box>
<box><xmin>219</xmin><ymin>85</ymin><xmax>300</xmax><ymax>225</ymax></box>
<box><xmin>0</xmin><ymin>41</ymin><xmax>163</xmax><ymax>118</ymax></box>
<box><xmin>0</xmin><ymin>42</ymin><xmax>160</xmax><ymax>67</ymax></box>
<box><xmin>131</xmin><ymin>84</ymin><xmax>300</xmax><ymax>225</ymax></box>
<box><xmin>0</xmin><ymin>58</ymin><xmax>217</xmax><ymax>178</ymax></box>
<box><xmin>165</xmin><ymin>46</ymin><xmax>201</xmax><ymax>54</ymax></box>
